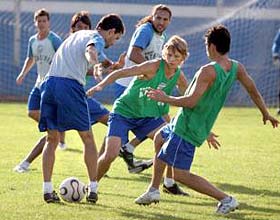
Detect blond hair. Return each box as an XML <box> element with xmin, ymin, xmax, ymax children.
<box><xmin>162</xmin><ymin>35</ymin><xmax>189</xmax><ymax>60</ymax></box>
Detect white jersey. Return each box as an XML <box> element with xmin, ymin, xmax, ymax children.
<box><xmin>27</xmin><ymin>31</ymin><xmax>62</xmax><ymax>88</ymax></box>
<box><xmin>116</xmin><ymin>22</ymin><xmax>166</xmax><ymax>87</ymax></box>
<box><xmin>47</xmin><ymin>30</ymin><xmax>107</xmax><ymax>86</ymax></box>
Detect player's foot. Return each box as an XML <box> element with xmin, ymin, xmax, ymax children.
<box><xmin>216</xmin><ymin>196</ymin><xmax>239</xmax><ymax>214</ymax></box>
<box><xmin>58</xmin><ymin>142</ymin><xmax>67</xmax><ymax>150</ymax></box>
<box><xmin>163</xmin><ymin>183</ymin><xmax>189</xmax><ymax>196</ymax></box>
<box><xmin>44</xmin><ymin>191</ymin><xmax>60</xmax><ymax>203</ymax></box>
<box><xmin>277</xmin><ymin>108</ymin><xmax>280</xmax><ymax>115</ymax></box>
<box><xmin>119</xmin><ymin>146</ymin><xmax>134</xmax><ymax>167</ymax></box>
<box><xmin>13</xmin><ymin>164</ymin><xmax>29</xmax><ymax>173</ymax></box>
<box><xmin>135</xmin><ymin>190</ymin><xmax>160</xmax><ymax>205</ymax></box>
<box><xmin>128</xmin><ymin>159</ymin><xmax>153</xmax><ymax>174</ymax></box>
<box><xmin>86</xmin><ymin>191</ymin><xmax>98</xmax><ymax>203</ymax></box>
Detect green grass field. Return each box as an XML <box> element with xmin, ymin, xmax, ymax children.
<box><xmin>0</xmin><ymin>103</ymin><xmax>279</xmax><ymax>220</ymax></box>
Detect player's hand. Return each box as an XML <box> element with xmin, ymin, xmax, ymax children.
<box><xmin>206</xmin><ymin>132</ymin><xmax>220</xmax><ymax>150</ymax></box>
<box><xmin>93</xmin><ymin>63</ymin><xmax>103</xmax><ymax>82</ymax></box>
<box><xmin>146</xmin><ymin>88</ymin><xmax>168</xmax><ymax>102</ymax></box>
<box><xmin>263</xmin><ymin>114</ymin><xmax>279</xmax><ymax>128</ymax></box>
<box><xmin>86</xmin><ymin>85</ymin><xmax>103</xmax><ymax>97</ymax></box>
<box><xmin>105</xmin><ymin>52</ymin><xmax>127</xmax><ymax>74</ymax></box>
<box><xmin>16</xmin><ymin>74</ymin><xmax>24</xmax><ymax>85</ymax></box>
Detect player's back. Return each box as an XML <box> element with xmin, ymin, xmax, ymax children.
<box><xmin>47</xmin><ymin>30</ymin><xmax>104</xmax><ymax>85</ymax></box>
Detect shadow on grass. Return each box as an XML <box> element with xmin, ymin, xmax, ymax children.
<box><xmin>63</xmin><ymin>148</ymin><xmax>83</xmax><ymax>154</ymax></box>
<box><xmin>215</xmin><ymin>182</ymin><xmax>280</xmax><ymax>198</ymax></box>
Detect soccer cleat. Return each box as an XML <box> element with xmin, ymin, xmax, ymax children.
<box><xmin>163</xmin><ymin>183</ymin><xmax>189</xmax><ymax>196</ymax></box>
<box><xmin>58</xmin><ymin>142</ymin><xmax>67</xmax><ymax>150</ymax></box>
<box><xmin>119</xmin><ymin>146</ymin><xmax>135</xmax><ymax>168</ymax></box>
<box><xmin>13</xmin><ymin>164</ymin><xmax>29</xmax><ymax>173</ymax></box>
<box><xmin>86</xmin><ymin>191</ymin><xmax>98</xmax><ymax>203</ymax></box>
<box><xmin>277</xmin><ymin>109</ymin><xmax>280</xmax><ymax>115</ymax></box>
<box><xmin>135</xmin><ymin>190</ymin><xmax>160</xmax><ymax>205</ymax></box>
<box><xmin>216</xmin><ymin>196</ymin><xmax>239</xmax><ymax>214</ymax></box>
<box><xmin>44</xmin><ymin>191</ymin><xmax>60</xmax><ymax>203</ymax></box>
<box><xmin>128</xmin><ymin>159</ymin><xmax>153</xmax><ymax>174</ymax></box>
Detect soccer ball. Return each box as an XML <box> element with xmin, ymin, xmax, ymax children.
<box><xmin>59</xmin><ymin>177</ymin><xmax>86</xmax><ymax>202</ymax></box>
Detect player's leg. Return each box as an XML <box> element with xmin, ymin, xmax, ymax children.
<box><xmin>173</xmin><ymin>169</ymin><xmax>238</xmax><ymax>214</ymax></box>
<box><xmin>97</xmin><ymin>136</ymin><xmax>122</xmax><ymax>181</ymax></box>
<box><xmin>14</xmin><ymin>88</ymin><xmax>45</xmax><ymax>173</ymax></box>
<box><xmin>42</xmin><ymin>129</ymin><xmax>60</xmax><ymax>203</ymax></box>
<box><xmin>135</xmin><ymin>129</ymin><xmax>166</xmax><ymax>204</ymax></box>
<box><xmin>78</xmin><ymin>129</ymin><xmax>98</xmax><ymax>203</ymax></box>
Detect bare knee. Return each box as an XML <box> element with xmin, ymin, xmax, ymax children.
<box><xmin>28</xmin><ymin>111</ymin><xmax>39</xmax><ymax>121</ymax></box>
<box><xmin>154</xmin><ymin>131</ymin><xmax>164</xmax><ymax>153</ymax></box>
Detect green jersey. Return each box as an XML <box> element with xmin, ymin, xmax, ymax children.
<box><xmin>113</xmin><ymin>59</ymin><xmax>181</xmax><ymax>118</ymax></box>
<box><xmin>173</xmin><ymin>60</ymin><xmax>238</xmax><ymax>146</ymax></box>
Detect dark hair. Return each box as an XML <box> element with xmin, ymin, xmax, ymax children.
<box><xmin>96</xmin><ymin>14</ymin><xmax>125</xmax><ymax>34</ymax></box>
<box><xmin>136</xmin><ymin>4</ymin><xmax>172</xmax><ymax>27</ymax></box>
<box><xmin>34</xmin><ymin>8</ymin><xmax>50</xmax><ymax>21</ymax></box>
<box><xmin>205</xmin><ymin>24</ymin><xmax>231</xmax><ymax>55</ymax></box>
<box><xmin>70</xmin><ymin>11</ymin><xmax>91</xmax><ymax>33</ymax></box>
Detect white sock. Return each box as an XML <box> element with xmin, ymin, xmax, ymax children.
<box><xmin>164</xmin><ymin>177</ymin><xmax>175</xmax><ymax>187</ymax></box>
<box><xmin>89</xmin><ymin>181</ymin><xmax>98</xmax><ymax>193</ymax></box>
<box><xmin>20</xmin><ymin>161</ymin><xmax>30</xmax><ymax>169</ymax></box>
<box><xmin>124</xmin><ymin>143</ymin><xmax>135</xmax><ymax>153</ymax></box>
<box><xmin>43</xmin><ymin>182</ymin><xmax>53</xmax><ymax>194</ymax></box>
<box><xmin>148</xmin><ymin>187</ymin><xmax>159</xmax><ymax>193</ymax></box>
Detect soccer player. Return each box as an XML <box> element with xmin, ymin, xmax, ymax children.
<box><xmin>115</xmin><ymin>4</ymin><xmax>172</xmax><ymax>174</ymax></box>
<box><xmin>39</xmin><ymin>14</ymin><xmax>125</xmax><ymax>203</ymax></box>
<box><xmin>14</xmin><ymin>9</ymin><xmax>63</xmax><ymax>173</ymax></box>
<box><xmin>87</xmin><ymin>35</ymin><xmax>189</xmax><ymax>186</ymax></box>
<box><xmin>135</xmin><ymin>24</ymin><xmax>279</xmax><ymax>214</ymax></box>
<box><xmin>272</xmin><ymin>28</ymin><xmax>280</xmax><ymax>115</ymax></box>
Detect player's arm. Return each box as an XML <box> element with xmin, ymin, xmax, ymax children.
<box><xmin>237</xmin><ymin>63</ymin><xmax>279</xmax><ymax>127</ymax></box>
<box><xmin>176</xmin><ymin>70</ymin><xmax>188</xmax><ymax>95</ymax></box>
<box><xmin>86</xmin><ymin>60</ymin><xmax>158</xmax><ymax>96</ymax></box>
<box><xmin>85</xmin><ymin>44</ymin><xmax>98</xmax><ymax>66</ymax></box>
<box><xmin>146</xmin><ymin>66</ymin><xmax>215</xmax><ymax>108</ymax></box>
<box><xmin>16</xmin><ymin>57</ymin><xmax>35</xmax><ymax>85</ymax></box>
<box><xmin>129</xmin><ymin>46</ymin><xmax>146</xmax><ymax>64</ymax></box>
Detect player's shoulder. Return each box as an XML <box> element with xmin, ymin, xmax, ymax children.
<box><xmin>136</xmin><ymin>22</ymin><xmax>153</xmax><ymax>34</ymax></box>
<box><xmin>49</xmin><ymin>31</ymin><xmax>62</xmax><ymax>40</ymax></box>
<box><xmin>199</xmin><ymin>62</ymin><xmax>217</xmax><ymax>80</ymax></box>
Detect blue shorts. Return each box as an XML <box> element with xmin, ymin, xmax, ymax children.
<box><xmin>114</xmin><ymin>83</ymin><xmax>127</xmax><ymax>99</ymax></box>
<box><xmin>158</xmin><ymin>124</ymin><xmax>196</xmax><ymax>170</ymax></box>
<box><xmin>27</xmin><ymin>87</ymin><xmax>41</xmax><ymax>111</ymax></box>
<box><xmin>107</xmin><ymin>113</ymin><xmax>165</xmax><ymax>145</ymax></box>
<box><xmin>39</xmin><ymin>77</ymin><xmax>91</xmax><ymax>132</ymax></box>
<box><xmin>87</xmin><ymin>97</ymin><xmax>109</xmax><ymax>125</ymax></box>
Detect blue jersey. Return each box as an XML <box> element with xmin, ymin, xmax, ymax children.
<box><xmin>116</xmin><ymin>22</ymin><xmax>167</xmax><ymax>87</ymax></box>
<box><xmin>27</xmin><ymin>31</ymin><xmax>62</xmax><ymax>87</ymax></box>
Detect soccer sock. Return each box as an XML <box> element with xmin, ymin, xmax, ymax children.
<box><xmin>20</xmin><ymin>160</ymin><xmax>30</xmax><ymax>169</ymax></box>
<box><xmin>43</xmin><ymin>182</ymin><xmax>53</xmax><ymax>194</ymax></box>
<box><xmin>164</xmin><ymin>177</ymin><xmax>175</xmax><ymax>187</ymax></box>
<box><xmin>124</xmin><ymin>143</ymin><xmax>135</xmax><ymax>153</ymax></box>
<box><xmin>148</xmin><ymin>187</ymin><xmax>159</xmax><ymax>193</ymax></box>
<box><xmin>89</xmin><ymin>181</ymin><xmax>98</xmax><ymax>193</ymax></box>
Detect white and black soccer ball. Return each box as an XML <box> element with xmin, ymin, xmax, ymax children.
<box><xmin>59</xmin><ymin>177</ymin><xmax>86</xmax><ymax>202</ymax></box>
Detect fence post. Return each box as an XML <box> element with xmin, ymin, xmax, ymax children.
<box><xmin>14</xmin><ymin>0</ymin><xmax>21</xmax><ymax>67</ymax></box>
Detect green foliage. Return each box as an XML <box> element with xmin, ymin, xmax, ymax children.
<box><xmin>0</xmin><ymin>103</ymin><xmax>279</xmax><ymax>220</ymax></box>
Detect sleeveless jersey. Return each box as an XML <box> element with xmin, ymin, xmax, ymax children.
<box><xmin>173</xmin><ymin>60</ymin><xmax>238</xmax><ymax>146</ymax></box>
<box><xmin>116</xmin><ymin>22</ymin><xmax>167</xmax><ymax>87</ymax></box>
<box><xmin>113</xmin><ymin>59</ymin><xmax>180</xmax><ymax>118</ymax></box>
